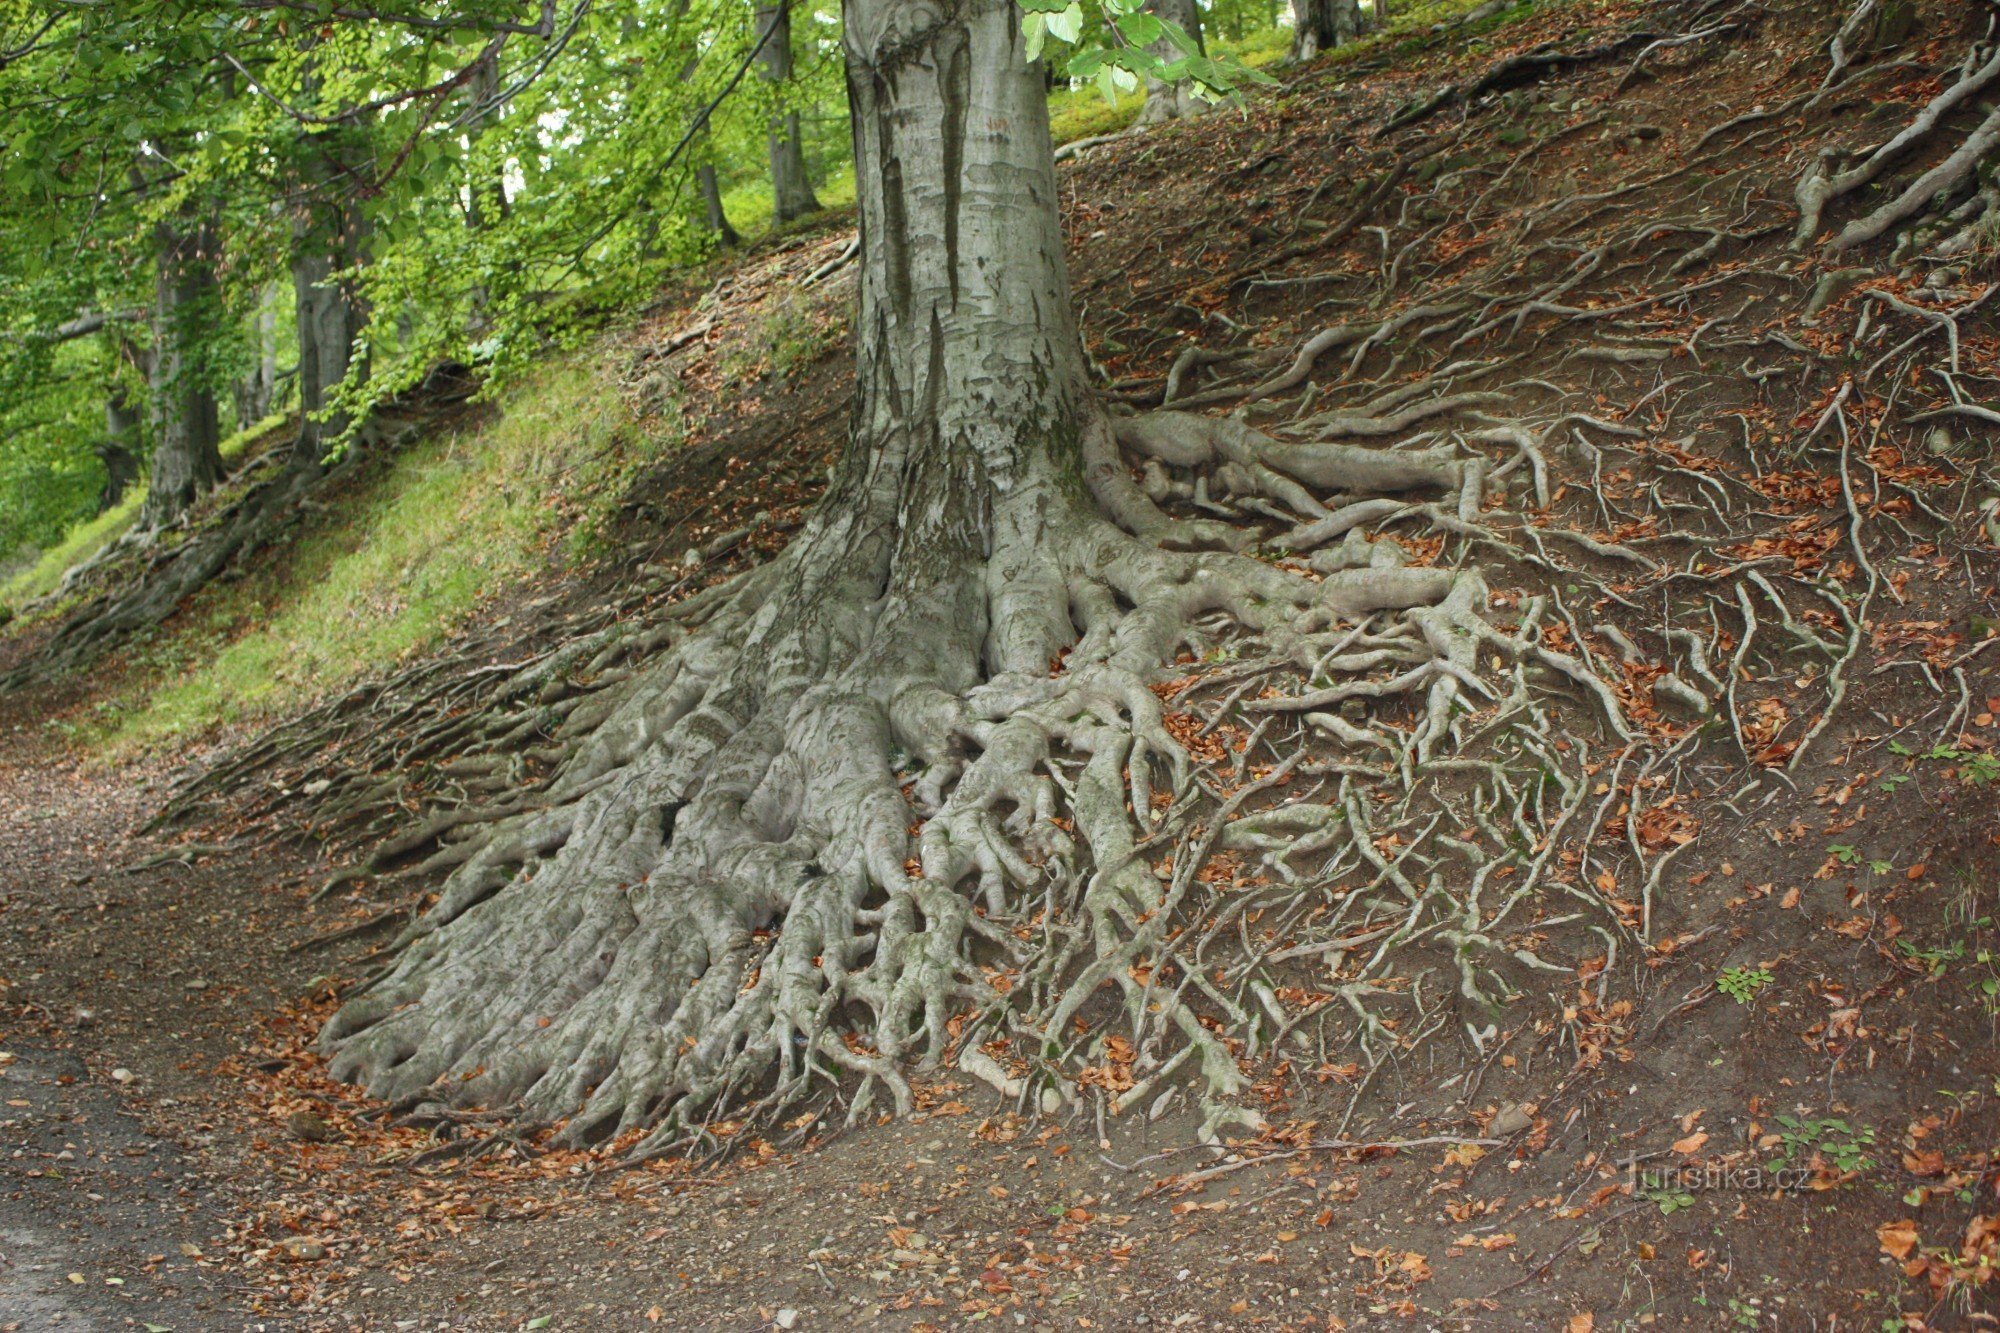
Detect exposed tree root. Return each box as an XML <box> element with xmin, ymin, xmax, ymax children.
<box><xmin>154</xmin><ymin>0</ymin><xmax>2000</xmax><ymax>1164</ymax></box>
<box><xmin>306</xmin><ymin>395</ymin><xmax>1625</xmax><ymax>1153</ymax></box>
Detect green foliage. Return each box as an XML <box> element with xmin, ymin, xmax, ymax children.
<box><xmin>0</xmin><ymin>413</ymin><xmax>277</xmax><ymax>613</ymax></box>
<box><xmin>1025</xmin><ymin>0</ymin><xmax>1278</xmax><ymax>104</ymax></box>
<box><xmin>1767</xmin><ymin>1115</ymin><xmax>1876</xmax><ymax>1174</ymax></box>
<box><xmin>2</xmin><ymin>0</ymin><xmax>1294</xmax><ymax>624</ymax></box>
<box><xmin>1716</xmin><ymin>965</ymin><xmax>1773</xmax><ymax>1005</ymax></box>
<box><xmin>1638</xmin><ymin>1171</ymin><xmax>1697</xmax><ymax>1215</ymax></box>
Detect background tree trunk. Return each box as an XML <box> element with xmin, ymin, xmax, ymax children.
<box><xmin>1290</xmin><ymin>0</ymin><xmax>1362</xmax><ymax>62</ymax></box>
<box><xmin>96</xmin><ymin>384</ymin><xmax>141</xmax><ymax>513</ymax></box>
<box><xmin>233</xmin><ymin>286</ymin><xmax>279</xmax><ymax>429</ymax></box>
<box><xmin>757</xmin><ymin>0</ymin><xmax>821</xmax><ymax>224</ymax></box>
<box><xmin>464</xmin><ymin>48</ymin><xmax>511</xmax><ymax>234</ymax></box>
<box><xmin>140</xmin><ymin>213</ymin><xmax>225</xmax><ymax>530</ymax></box>
<box><xmin>290</xmin><ymin>143</ymin><xmax>373</xmax><ymax>469</ymax></box>
<box><xmin>1135</xmin><ymin>0</ymin><xmax>1209</xmax><ymax>126</ymax></box>
<box><xmin>696</xmin><ymin>158</ymin><xmax>740</xmax><ymax>246</ymax></box>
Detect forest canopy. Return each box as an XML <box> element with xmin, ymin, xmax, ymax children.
<box><xmin>0</xmin><ymin>0</ymin><xmax>1292</xmax><ymax>569</ymax></box>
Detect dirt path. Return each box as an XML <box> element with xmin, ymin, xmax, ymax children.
<box><xmin>6</xmin><ymin>663</ymin><xmax>2000</xmax><ymax>1331</ymax></box>
<box><xmin>0</xmin><ymin>722</ymin><xmax>233</xmax><ymax>1330</ymax></box>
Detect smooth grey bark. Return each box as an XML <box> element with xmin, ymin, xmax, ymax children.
<box><xmin>290</xmin><ymin>146</ymin><xmax>372</xmax><ymax>469</ymax></box>
<box><xmin>1290</xmin><ymin>0</ymin><xmax>1363</xmax><ymax>62</ymax></box>
<box><xmin>756</xmin><ymin>0</ymin><xmax>821</xmax><ymax>224</ymax></box>
<box><xmin>1135</xmin><ymin>0</ymin><xmax>1208</xmax><ymax>125</ymax></box>
<box><xmin>140</xmin><ymin>213</ymin><xmax>225</xmax><ymax>530</ymax></box>
<box><xmin>97</xmin><ymin>384</ymin><xmax>142</xmax><ymax>513</ymax></box>
<box><xmin>696</xmin><ymin>157</ymin><xmax>741</xmax><ymax>246</ymax></box>
<box><xmin>234</xmin><ymin>286</ymin><xmax>279</xmax><ymax>428</ymax></box>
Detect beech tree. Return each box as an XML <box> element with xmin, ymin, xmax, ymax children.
<box><xmin>754</xmin><ymin>0</ymin><xmax>820</xmax><ymax>224</ymax></box>
<box><xmin>321</xmin><ymin>0</ymin><xmax>1487</xmax><ymax>1148</ymax></box>
<box><xmin>1290</xmin><ymin>0</ymin><xmax>1365</xmax><ymax>62</ymax></box>
<box><xmin>141</xmin><ymin>209</ymin><xmax>227</xmax><ymax>529</ymax></box>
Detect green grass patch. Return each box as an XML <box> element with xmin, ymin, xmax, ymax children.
<box><xmin>1</xmin><ymin>415</ymin><xmax>285</xmax><ymax>613</ymax></box>
<box><xmin>1047</xmin><ymin>26</ymin><xmax>1292</xmax><ymax>145</ymax></box>
<box><xmin>91</xmin><ymin>358</ymin><xmax>664</xmax><ymax>750</ymax></box>
<box><xmin>716</xmin><ymin>162</ymin><xmax>859</xmax><ymax>248</ymax></box>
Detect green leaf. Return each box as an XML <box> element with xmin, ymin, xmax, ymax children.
<box><xmin>1023</xmin><ymin>12</ymin><xmax>1047</xmax><ymax>63</ymax></box>
<box><xmin>1114</xmin><ymin>12</ymin><xmax>1162</xmax><ymax>47</ymax></box>
<box><xmin>1154</xmin><ymin>17</ymin><xmax>1202</xmax><ymax>57</ymax></box>
<box><xmin>1044</xmin><ymin>1</ymin><xmax>1084</xmax><ymax>43</ymax></box>
<box><xmin>1066</xmin><ymin>46</ymin><xmax>1105</xmax><ymax>77</ymax></box>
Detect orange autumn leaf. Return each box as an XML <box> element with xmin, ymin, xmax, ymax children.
<box><xmin>1878</xmin><ymin>1218</ymin><xmax>1920</xmax><ymax>1261</ymax></box>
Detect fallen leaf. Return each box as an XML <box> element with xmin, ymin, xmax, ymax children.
<box><xmin>1877</xmin><ymin>1218</ymin><xmax>1919</xmax><ymax>1261</ymax></box>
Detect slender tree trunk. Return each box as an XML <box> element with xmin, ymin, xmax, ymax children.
<box><xmin>696</xmin><ymin>157</ymin><xmax>740</xmax><ymax>246</ymax></box>
<box><xmin>1291</xmin><ymin>0</ymin><xmax>1362</xmax><ymax>61</ymax></box>
<box><xmin>675</xmin><ymin>1</ymin><xmax>742</xmax><ymax>247</ymax></box>
<box><xmin>233</xmin><ymin>286</ymin><xmax>279</xmax><ymax>428</ymax></box>
<box><xmin>97</xmin><ymin>384</ymin><xmax>141</xmax><ymax>513</ymax></box>
<box><xmin>465</xmin><ymin>47</ymin><xmax>511</xmax><ymax>322</ymax></box>
<box><xmin>140</xmin><ymin>213</ymin><xmax>225</xmax><ymax>530</ymax></box>
<box><xmin>465</xmin><ymin>49</ymin><xmax>511</xmax><ymax>233</ymax></box>
<box><xmin>290</xmin><ymin>142</ymin><xmax>372</xmax><ymax>469</ymax></box>
<box><xmin>1135</xmin><ymin>0</ymin><xmax>1209</xmax><ymax>125</ymax></box>
<box><xmin>757</xmin><ymin>0</ymin><xmax>821</xmax><ymax>224</ymax></box>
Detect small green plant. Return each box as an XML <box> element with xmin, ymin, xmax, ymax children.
<box><xmin>1960</xmin><ymin>753</ymin><xmax>2000</xmax><ymax>787</ymax></box>
<box><xmin>1896</xmin><ymin>937</ymin><xmax>1965</xmax><ymax>978</ymax></box>
<box><xmin>1828</xmin><ymin>843</ymin><xmax>1862</xmax><ymax>865</ymax></box>
<box><xmin>1717</xmin><ymin>966</ymin><xmax>1774</xmax><ymax>1005</ymax></box>
<box><xmin>1971</xmin><ymin>948</ymin><xmax>2000</xmax><ymax>1014</ymax></box>
<box><xmin>1769</xmin><ymin>1115</ymin><xmax>1875</xmax><ymax>1174</ymax></box>
<box><xmin>1640</xmin><ymin>1171</ymin><xmax>1696</xmax><ymax>1215</ymax></box>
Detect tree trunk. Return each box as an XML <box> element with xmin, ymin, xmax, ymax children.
<box><xmin>234</xmin><ymin>286</ymin><xmax>279</xmax><ymax>429</ymax></box>
<box><xmin>140</xmin><ymin>213</ymin><xmax>225</xmax><ymax>530</ymax></box>
<box><xmin>97</xmin><ymin>385</ymin><xmax>141</xmax><ymax>513</ymax></box>
<box><xmin>290</xmin><ymin>147</ymin><xmax>372</xmax><ymax>469</ymax></box>
<box><xmin>1291</xmin><ymin>0</ymin><xmax>1362</xmax><ymax>62</ymax></box>
<box><xmin>465</xmin><ymin>49</ymin><xmax>511</xmax><ymax>234</ymax></box>
<box><xmin>1135</xmin><ymin>0</ymin><xmax>1209</xmax><ymax>125</ymax></box>
<box><xmin>696</xmin><ymin>158</ymin><xmax>740</xmax><ymax>246</ymax></box>
<box><xmin>318</xmin><ymin>0</ymin><xmax>1482</xmax><ymax>1148</ymax></box>
<box><xmin>756</xmin><ymin>0</ymin><xmax>821</xmax><ymax>224</ymax></box>
<box><xmin>465</xmin><ymin>47</ymin><xmax>511</xmax><ymax>322</ymax></box>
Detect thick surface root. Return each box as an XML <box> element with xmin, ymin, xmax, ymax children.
<box><xmin>178</xmin><ymin>0</ymin><xmax>1994</xmax><ymax>1158</ymax></box>
<box><xmin>314</xmin><ymin>403</ymin><xmax>1614</xmax><ymax>1152</ymax></box>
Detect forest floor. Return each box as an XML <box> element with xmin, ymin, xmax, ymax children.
<box><xmin>7</xmin><ymin>0</ymin><xmax>2000</xmax><ymax>1328</ymax></box>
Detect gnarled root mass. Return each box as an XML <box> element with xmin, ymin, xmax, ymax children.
<box><xmin>316</xmin><ymin>399</ymin><xmax>1619</xmax><ymax>1155</ymax></box>
<box><xmin>172</xmin><ymin>0</ymin><xmax>1993</xmax><ymax>1161</ymax></box>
